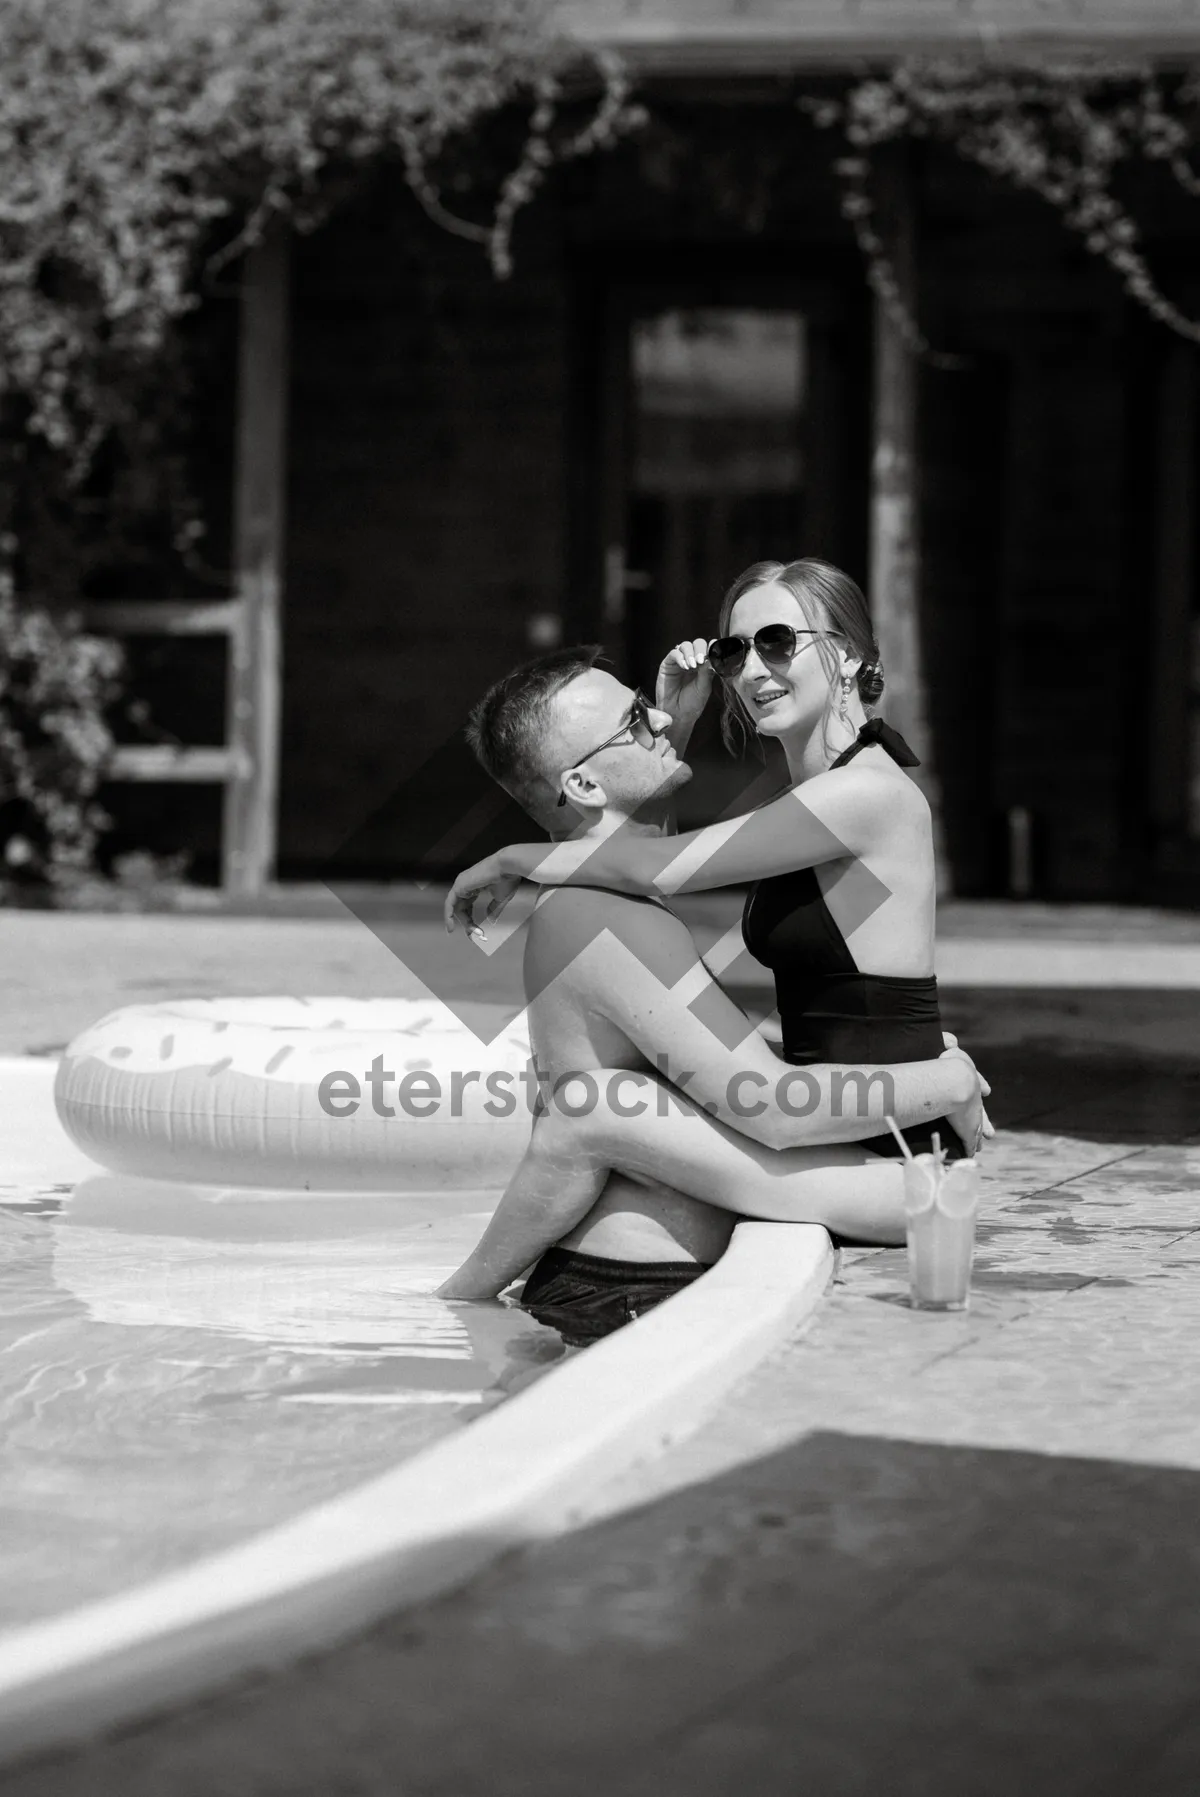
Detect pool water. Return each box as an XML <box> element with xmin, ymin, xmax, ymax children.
<box><xmin>0</xmin><ymin>1061</ymin><xmax>563</xmax><ymax>1631</ymax></box>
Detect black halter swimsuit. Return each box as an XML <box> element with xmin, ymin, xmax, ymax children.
<box><xmin>741</xmin><ymin>717</ymin><xmax>964</xmax><ymax>1161</ymax></box>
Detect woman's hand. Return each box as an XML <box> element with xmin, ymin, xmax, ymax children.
<box><xmin>656</xmin><ymin>638</ymin><xmax>714</xmax><ymax>747</ymax></box>
<box><xmin>939</xmin><ymin>1040</ymin><xmax>994</xmax><ymax>1158</ymax></box>
<box><xmin>444</xmin><ymin>855</ymin><xmax>520</xmax><ymax>938</ymax></box>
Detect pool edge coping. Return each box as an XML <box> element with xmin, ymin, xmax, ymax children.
<box><xmin>0</xmin><ymin>1219</ymin><xmax>834</xmax><ymax>1767</ymax></box>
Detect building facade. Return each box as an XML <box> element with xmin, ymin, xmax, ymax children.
<box><xmin>94</xmin><ymin>1</ymin><xmax>1200</xmax><ymax>902</ymax></box>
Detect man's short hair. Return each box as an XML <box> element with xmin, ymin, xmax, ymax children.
<box><xmin>466</xmin><ymin>645</ymin><xmax>603</xmax><ymax>811</ymax></box>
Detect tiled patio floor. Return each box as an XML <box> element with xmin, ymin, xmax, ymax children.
<box><xmin>5</xmin><ymin>1114</ymin><xmax>1199</xmax><ymax>1797</ymax></box>
<box><xmin>1</xmin><ymin>911</ymin><xmax>1196</xmax><ymax>1794</ymax></box>
<box><xmin>591</xmin><ymin>1132</ymin><xmax>1200</xmax><ymax>1535</ymax></box>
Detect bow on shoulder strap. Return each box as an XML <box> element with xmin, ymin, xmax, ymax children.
<box><xmin>830</xmin><ymin>716</ymin><xmax>922</xmax><ymax>771</ymax></box>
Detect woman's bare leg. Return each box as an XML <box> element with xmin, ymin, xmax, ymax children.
<box><xmin>554</xmin><ymin>1076</ymin><xmax>904</xmax><ymax>1234</ymax></box>
<box><xmin>437</xmin><ymin>1068</ymin><xmax>903</xmax><ymax>1300</ymax></box>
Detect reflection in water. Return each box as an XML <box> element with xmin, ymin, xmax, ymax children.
<box><xmin>54</xmin><ymin>1176</ymin><xmax>494</xmax><ymax>1352</ymax></box>
<box><xmin>0</xmin><ymin>1172</ymin><xmax>563</xmax><ymax>1631</ymax></box>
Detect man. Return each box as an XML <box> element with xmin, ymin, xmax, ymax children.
<box><xmin>437</xmin><ymin>647</ymin><xmax>984</xmax><ymax>1342</ymax></box>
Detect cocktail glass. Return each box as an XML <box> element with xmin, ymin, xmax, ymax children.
<box><xmin>903</xmin><ymin>1155</ymin><xmax>980</xmax><ymax>1311</ymax></box>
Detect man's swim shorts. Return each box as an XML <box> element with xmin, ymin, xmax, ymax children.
<box><xmin>520</xmin><ymin>1246</ymin><xmax>713</xmax><ymax>1348</ymax></box>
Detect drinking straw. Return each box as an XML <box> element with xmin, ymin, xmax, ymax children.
<box><xmin>884</xmin><ymin>1115</ymin><xmax>914</xmax><ymax>1162</ymax></box>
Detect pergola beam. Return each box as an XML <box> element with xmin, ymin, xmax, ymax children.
<box><xmin>83</xmin><ymin>600</ymin><xmax>239</xmax><ymax>636</ymax></box>
<box><xmin>562</xmin><ymin>1</ymin><xmax>1200</xmax><ymax>73</ymax></box>
<box><xmin>867</xmin><ymin>148</ymin><xmax>946</xmax><ymax>879</ymax></box>
<box><xmin>222</xmin><ymin>222</ymin><xmax>290</xmax><ymax>896</ymax></box>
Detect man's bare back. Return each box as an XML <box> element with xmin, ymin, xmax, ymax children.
<box><xmin>524</xmin><ymin>887</ymin><xmax>735</xmax><ymax>1266</ymax></box>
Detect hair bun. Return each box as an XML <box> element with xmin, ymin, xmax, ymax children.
<box><xmin>857</xmin><ymin>661</ymin><xmax>885</xmax><ymax>704</ymax></box>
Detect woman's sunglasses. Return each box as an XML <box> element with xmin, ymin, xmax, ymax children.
<box><xmin>707</xmin><ymin>624</ymin><xmax>836</xmax><ymax>680</ymax></box>
<box><xmin>557</xmin><ymin>690</ymin><xmax>664</xmax><ymax>806</ymax></box>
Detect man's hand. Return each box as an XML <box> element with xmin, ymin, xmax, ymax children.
<box><xmin>445</xmin><ymin>855</ymin><xmax>519</xmax><ymax>939</ymax></box>
<box><xmin>656</xmin><ymin>638</ymin><xmax>714</xmax><ymax>751</ymax></box>
<box><xmin>939</xmin><ymin>1041</ymin><xmax>994</xmax><ymax>1157</ymax></box>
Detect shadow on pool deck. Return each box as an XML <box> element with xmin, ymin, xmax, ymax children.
<box><xmin>0</xmin><ymin>982</ymin><xmax>1194</xmax><ymax>1791</ymax></box>
<box><xmin>4</xmin><ymin>1432</ymin><xmax>1200</xmax><ymax>1797</ymax></box>
<box><xmin>960</xmin><ymin>1037</ymin><xmax>1200</xmax><ymax>1142</ymax></box>
<box><xmin>936</xmin><ymin>990</ymin><xmax>1200</xmax><ymax>1144</ymax></box>
<box><xmin>737</xmin><ymin>984</ymin><xmax>1200</xmax><ymax>1147</ymax></box>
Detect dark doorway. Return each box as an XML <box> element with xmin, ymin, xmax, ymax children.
<box><xmin>585</xmin><ymin>273</ymin><xmax>868</xmax><ymax>822</ymax></box>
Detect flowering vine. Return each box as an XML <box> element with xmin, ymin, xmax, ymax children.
<box><xmin>0</xmin><ymin>562</ymin><xmax>123</xmax><ymax>891</ymax></box>
<box><xmin>0</xmin><ymin>0</ymin><xmax>637</xmax><ymax>887</ymax></box>
<box><xmin>808</xmin><ymin>58</ymin><xmax>1200</xmax><ymax>357</ymax></box>
<box><xmin>0</xmin><ymin>0</ymin><xmax>635</xmax><ymax>467</ymax></box>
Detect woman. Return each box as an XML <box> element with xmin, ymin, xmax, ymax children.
<box><xmin>440</xmin><ymin>558</ymin><xmax>983</xmax><ymax>1299</ymax></box>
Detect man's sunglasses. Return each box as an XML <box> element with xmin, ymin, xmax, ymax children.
<box><xmin>707</xmin><ymin>624</ymin><xmax>837</xmax><ymax>680</ymax></box>
<box><xmin>557</xmin><ymin>690</ymin><xmax>664</xmax><ymax>807</ymax></box>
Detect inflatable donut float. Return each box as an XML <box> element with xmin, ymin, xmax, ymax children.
<box><xmin>54</xmin><ymin>998</ymin><xmax>535</xmax><ymax>1192</ymax></box>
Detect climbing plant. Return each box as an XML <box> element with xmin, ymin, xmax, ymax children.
<box><xmin>0</xmin><ymin>0</ymin><xmax>633</xmax><ymax>471</ymax></box>
<box><xmin>0</xmin><ymin>0</ymin><xmax>635</xmax><ymax>886</ymax></box>
<box><xmin>808</xmin><ymin>58</ymin><xmax>1200</xmax><ymax>358</ymax></box>
<box><xmin>0</xmin><ymin>569</ymin><xmax>123</xmax><ymax>892</ymax></box>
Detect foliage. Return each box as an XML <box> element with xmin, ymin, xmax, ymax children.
<box><xmin>0</xmin><ymin>0</ymin><xmax>634</xmax><ymax>467</ymax></box>
<box><xmin>55</xmin><ymin>848</ymin><xmax>196</xmax><ymax>912</ymax></box>
<box><xmin>0</xmin><ymin>566</ymin><xmax>124</xmax><ymax>892</ymax></box>
<box><xmin>809</xmin><ymin>58</ymin><xmax>1200</xmax><ymax>356</ymax></box>
<box><xmin>0</xmin><ymin>0</ymin><xmax>635</xmax><ymax>888</ymax></box>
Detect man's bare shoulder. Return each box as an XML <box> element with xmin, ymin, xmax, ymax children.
<box><xmin>524</xmin><ymin>885</ymin><xmax>697</xmax><ymax>997</ymax></box>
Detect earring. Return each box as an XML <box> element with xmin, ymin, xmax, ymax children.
<box><xmin>839</xmin><ymin>673</ymin><xmax>853</xmax><ymax>723</ymax></box>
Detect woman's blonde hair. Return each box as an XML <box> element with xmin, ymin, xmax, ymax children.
<box><xmin>714</xmin><ymin>557</ymin><xmax>883</xmax><ymax>757</ymax></box>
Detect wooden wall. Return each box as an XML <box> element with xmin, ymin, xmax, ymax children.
<box><xmin>276</xmin><ymin>109</ymin><xmax>863</xmax><ymax>879</ymax></box>
<box><xmin>278</xmin><ymin>176</ymin><xmax>570</xmax><ymax>876</ymax></box>
<box><xmin>917</xmin><ymin>148</ymin><xmax>1194</xmax><ymax>898</ymax></box>
<box><xmin>266</xmin><ymin>107</ymin><xmax>1196</xmax><ymax>897</ymax></box>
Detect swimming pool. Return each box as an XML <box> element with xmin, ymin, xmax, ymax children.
<box><xmin>0</xmin><ymin>1059</ymin><xmax>563</xmax><ymax>1632</ymax></box>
